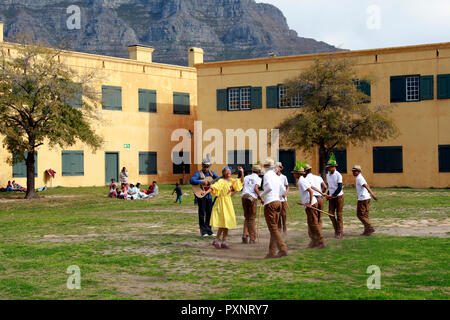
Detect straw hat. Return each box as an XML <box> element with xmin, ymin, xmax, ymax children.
<box><xmin>304</xmin><ymin>164</ymin><xmax>312</xmax><ymax>171</ymax></box>
<box><xmin>352</xmin><ymin>165</ymin><xmax>362</xmax><ymax>172</ymax></box>
<box><xmin>252</xmin><ymin>164</ymin><xmax>262</xmax><ymax>172</ymax></box>
<box><xmin>263</xmin><ymin>158</ymin><xmax>275</xmax><ymax>168</ymax></box>
<box><xmin>276</xmin><ymin>162</ymin><xmax>283</xmax><ymax>169</ymax></box>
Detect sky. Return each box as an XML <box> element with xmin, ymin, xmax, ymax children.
<box><xmin>257</xmin><ymin>0</ymin><xmax>450</xmax><ymax>50</ymax></box>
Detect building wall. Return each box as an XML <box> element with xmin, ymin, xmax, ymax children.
<box><xmin>195</xmin><ymin>43</ymin><xmax>450</xmax><ymax>188</ymax></box>
<box><xmin>0</xmin><ymin>43</ymin><xmax>197</xmax><ymax>187</ymax></box>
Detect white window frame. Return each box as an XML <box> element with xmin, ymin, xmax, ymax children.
<box><xmin>406</xmin><ymin>76</ymin><xmax>420</xmax><ymax>102</ymax></box>
<box><xmin>279</xmin><ymin>85</ymin><xmax>302</xmax><ymax>108</ymax></box>
<box><xmin>228</xmin><ymin>87</ymin><xmax>251</xmax><ymax>111</ymax></box>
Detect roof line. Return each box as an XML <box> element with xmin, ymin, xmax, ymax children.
<box><xmin>195</xmin><ymin>42</ymin><xmax>450</xmax><ymax>68</ymax></box>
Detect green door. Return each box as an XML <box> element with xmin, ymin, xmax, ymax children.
<box><xmin>105</xmin><ymin>152</ymin><xmax>119</xmax><ymax>184</ymax></box>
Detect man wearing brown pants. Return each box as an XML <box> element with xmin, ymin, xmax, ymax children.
<box><xmin>261</xmin><ymin>158</ymin><xmax>287</xmax><ymax>258</ymax></box>
<box><xmin>326</xmin><ymin>158</ymin><xmax>345</xmax><ymax>239</ymax></box>
<box><xmin>276</xmin><ymin>162</ymin><xmax>289</xmax><ymax>235</ymax></box>
<box><xmin>353</xmin><ymin>165</ymin><xmax>378</xmax><ymax>236</ymax></box>
<box><xmin>298</xmin><ymin>167</ymin><xmax>325</xmax><ymax>248</ymax></box>
<box><xmin>241</xmin><ymin>165</ymin><xmax>262</xmax><ymax>244</ymax></box>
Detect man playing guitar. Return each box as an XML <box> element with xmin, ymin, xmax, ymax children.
<box><xmin>190</xmin><ymin>159</ymin><xmax>219</xmax><ymax>237</ymax></box>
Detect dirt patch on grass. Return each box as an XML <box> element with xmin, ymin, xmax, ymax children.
<box><xmin>98</xmin><ymin>273</ymin><xmax>220</xmax><ymax>299</ymax></box>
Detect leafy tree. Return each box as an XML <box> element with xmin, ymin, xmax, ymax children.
<box><xmin>276</xmin><ymin>58</ymin><xmax>399</xmax><ymax>179</ymax></box>
<box><xmin>0</xmin><ymin>36</ymin><xmax>103</xmax><ymax>199</ymax></box>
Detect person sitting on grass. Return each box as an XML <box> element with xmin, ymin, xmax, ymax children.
<box><xmin>6</xmin><ymin>181</ymin><xmax>13</xmax><ymax>192</ymax></box>
<box><xmin>12</xmin><ymin>181</ymin><xmax>26</xmax><ymax>192</ymax></box>
<box><xmin>148</xmin><ymin>181</ymin><xmax>159</xmax><ymax>198</ymax></box>
<box><xmin>173</xmin><ymin>183</ymin><xmax>182</xmax><ymax>204</ymax></box>
<box><xmin>110</xmin><ymin>179</ymin><xmax>117</xmax><ymax>190</ymax></box>
<box><xmin>120</xmin><ymin>183</ymin><xmax>128</xmax><ymax>199</ymax></box>
<box><xmin>136</xmin><ymin>183</ymin><xmax>149</xmax><ymax>199</ymax></box>
<box><xmin>109</xmin><ymin>187</ymin><xmax>117</xmax><ymax>198</ymax></box>
<box><xmin>127</xmin><ymin>183</ymin><xmax>139</xmax><ymax>200</ymax></box>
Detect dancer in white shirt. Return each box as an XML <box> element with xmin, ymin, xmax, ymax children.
<box><xmin>276</xmin><ymin>162</ymin><xmax>289</xmax><ymax>235</ymax></box>
<box><xmin>260</xmin><ymin>158</ymin><xmax>288</xmax><ymax>259</ymax></box>
<box><xmin>241</xmin><ymin>165</ymin><xmax>262</xmax><ymax>244</ymax></box>
<box><xmin>352</xmin><ymin>165</ymin><xmax>378</xmax><ymax>236</ymax></box>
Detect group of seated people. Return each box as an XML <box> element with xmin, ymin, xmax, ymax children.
<box><xmin>1</xmin><ymin>180</ymin><xmax>27</xmax><ymax>192</ymax></box>
<box><xmin>108</xmin><ymin>179</ymin><xmax>159</xmax><ymax>200</ymax></box>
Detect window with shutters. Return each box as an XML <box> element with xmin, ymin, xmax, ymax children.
<box><xmin>278</xmin><ymin>85</ymin><xmax>302</xmax><ymax>108</ymax></box>
<box><xmin>62</xmin><ymin>151</ymin><xmax>84</xmax><ymax>176</ymax></box>
<box><xmin>331</xmin><ymin>149</ymin><xmax>347</xmax><ymax>174</ymax></box>
<box><xmin>228</xmin><ymin>87</ymin><xmax>251</xmax><ymax>111</ymax></box>
<box><xmin>406</xmin><ymin>76</ymin><xmax>420</xmax><ymax>101</ymax></box>
<box><xmin>227</xmin><ymin>150</ymin><xmax>253</xmax><ymax>176</ymax></box>
<box><xmin>139</xmin><ymin>152</ymin><xmax>157</xmax><ymax>175</ymax></box>
<box><xmin>438</xmin><ymin>145</ymin><xmax>450</xmax><ymax>173</ymax></box>
<box><xmin>139</xmin><ymin>89</ymin><xmax>157</xmax><ymax>113</ymax></box>
<box><xmin>391</xmin><ymin>75</ymin><xmax>433</xmax><ymax>102</ymax></box>
<box><xmin>173</xmin><ymin>92</ymin><xmax>190</xmax><ymax>115</ymax></box>
<box><xmin>102</xmin><ymin>85</ymin><xmax>122</xmax><ymax>110</ymax></box>
<box><xmin>12</xmin><ymin>152</ymin><xmax>38</xmax><ymax>178</ymax></box>
<box><xmin>373</xmin><ymin>146</ymin><xmax>403</xmax><ymax>173</ymax></box>
<box><xmin>173</xmin><ymin>151</ymin><xmax>191</xmax><ymax>174</ymax></box>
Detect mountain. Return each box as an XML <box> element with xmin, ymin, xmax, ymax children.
<box><xmin>0</xmin><ymin>0</ymin><xmax>342</xmax><ymax>66</ymax></box>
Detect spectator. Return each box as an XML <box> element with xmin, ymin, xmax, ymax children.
<box><xmin>120</xmin><ymin>167</ymin><xmax>129</xmax><ymax>185</ymax></box>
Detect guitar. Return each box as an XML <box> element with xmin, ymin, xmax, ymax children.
<box><xmin>191</xmin><ymin>169</ymin><xmax>239</xmax><ymax>198</ymax></box>
<box><xmin>191</xmin><ymin>176</ymin><xmax>221</xmax><ymax>198</ymax></box>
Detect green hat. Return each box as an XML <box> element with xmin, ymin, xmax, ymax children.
<box><xmin>326</xmin><ymin>153</ymin><xmax>338</xmax><ymax>167</ymax></box>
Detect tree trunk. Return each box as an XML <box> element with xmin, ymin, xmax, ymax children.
<box><xmin>25</xmin><ymin>151</ymin><xmax>38</xmax><ymax>199</ymax></box>
<box><xmin>318</xmin><ymin>145</ymin><xmax>328</xmax><ymax>181</ymax></box>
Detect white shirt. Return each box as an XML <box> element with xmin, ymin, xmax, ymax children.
<box><xmin>327</xmin><ymin>170</ymin><xmax>344</xmax><ymax>197</ymax></box>
<box><xmin>298</xmin><ymin>176</ymin><xmax>318</xmax><ymax>206</ymax></box>
<box><xmin>242</xmin><ymin>173</ymin><xmax>262</xmax><ymax>200</ymax></box>
<box><xmin>261</xmin><ymin>169</ymin><xmax>282</xmax><ymax>206</ymax></box>
<box><xmin>305</xmin><ymin>174</ymin><xmax>324</xmax><ymax>197</ymax></box>
<box><xmin>356</xmin><ymin>174</ymin><xmax>371</xmax><ymax>201</ymax></box>
<box><xmin>279</xmin><ymin>174</ymin><xmax>289</xmax><ymax>202</ymax></box>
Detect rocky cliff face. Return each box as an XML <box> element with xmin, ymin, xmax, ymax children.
<box><xmin>0</xmin><ymin>0</ymin><xmax>341</xmax><ymax>65</ymax></box>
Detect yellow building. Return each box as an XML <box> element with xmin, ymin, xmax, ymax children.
<box><xmin>195</xmin><ymin>42</ymin><xmax>450</xmax><ymax>188</ymax></box>
<box><xmin>0</xmin><ymin>21</ymin><xmax>449</xmax><ymax>189</ymax></box>
<box><xmin>0</xmin><ymin>23</ymin><xmax>198</xmax><ymax>188</ymax></box>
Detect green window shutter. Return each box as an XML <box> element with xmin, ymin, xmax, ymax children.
<box><xmin>62</xmin><ymin>151</ymin><xmax>84</xmax><ymax>176</ymax></box>
<box><xmin>439</xmin><ymin>145</ymin><xmax>450</xmax><ymax>172</ymax></box>
<box><xmin>67</xmin><ymin>83</ymin><xmax>82</xmax><ymax>108</ymax></box>
<box><xmin>173</xmin><ymin>92</ymin><xmax>190</xmax><ymax>115</ymax></box>
<box><xmin>217</xmin><ymin>89</ymin><xmax>228</xmax><ymax>111</ymax></box>
<box><xmin>420</xmin><ymin>75</ymin><xmax>434</xmax><ymax>100</ymax></box>
<box><xmin>437</xmin><ymin>74</ymin><xmax>450</xmax><ymax>99</ymax></box>
<box><xmin>72</xmin><ymin>152</ymin><xmax>84</xmax><ymax>176</ymax></box>
<box><xmin>390</xmin><ymin>76</ymin><xmax>406</xmax><ymax>103</ymax></box>
<box><xmin>139</xmin><ymin>89</ymin><xmax>157</xmax><ymax>113</ymax></box>
<box><xmin>357</xmin><ymin>80</ymin><xmax>371</xmax><ymax>103</ymax></box>
<box><xmin>139</xmin><ymin>152</ymin><xmax>157</xmax><ymax>175</ymax></box>
<box><xmin>12</xmin><ymin>152</ymin><xmax>37</xmax><ymax>178</ymax></box>
<box><xmin>266</xmin><ymin>86</ymin><xmax>279</xmax><ymax>108</ymax></box>
<box><xmin>373</xmin><ymin>146</ymin><xmax>403</xmax><ymax>173</ymax></box>
<box><xmin>102</xmin><ymin>85</ymin><xmax>122</xmax><ymax>110</ymax></box>
<box><xmin>250</xmin><ymin>87</ymin><xmax>262</xmax><ymax>109</ymax></box>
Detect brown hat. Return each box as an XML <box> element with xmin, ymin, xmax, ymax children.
<box><xmin>252</xmin><ymin>164</ymin><xmax>262</xmax><ymax>172</ymax></box>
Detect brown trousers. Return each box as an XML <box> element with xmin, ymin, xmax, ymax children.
<box><xmin>242</xmin><ymin>194</ymin><xmax>258</xmax><ymax>241</ymax></box>
<box><xmin>264</xmin><ymin>201</ymin><xmax>287</xmax><ymax>256</ymax></box>
<box><xmin>278</xmin><ymin>201</ymin><xmax>288</xmax><ymax>233</ymax></box>
<box><xmin>306</xmin><ymin>203</ymin><xmax>325</xmax><ymax>247</ymax></box>
<box><xmin>316</xmin><ymin>196</ymin><xmax>325</xmax><ymax>212</ymax></box>
<box><xmin>329</xmin><ymin>195</ymin><xmax>344</xmax><ymax>234</ymax></box>
<box><xmin>357</xmin><ymin>199</ymin><xmax>374</xmax><ymax>233</ymax></box>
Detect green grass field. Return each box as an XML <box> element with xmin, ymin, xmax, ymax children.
<box><xmin>0</xmin><ymin>185</ymin><xmax>448</xmax><ymax>300</ymax></box>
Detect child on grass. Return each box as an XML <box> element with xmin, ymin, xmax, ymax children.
<box><xmin>173</xmin><ymin>183</ymin><xmax>183</xmax><ymax>204</ymax></box>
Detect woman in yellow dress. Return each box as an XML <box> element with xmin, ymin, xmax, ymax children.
<box><xmin>202</xmin><ymin>166</ymin><xmax>244</xmax><ymax>249</ymax></box>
